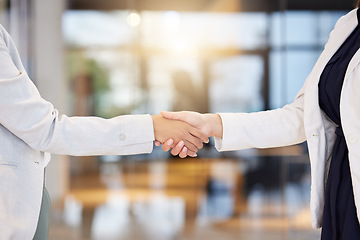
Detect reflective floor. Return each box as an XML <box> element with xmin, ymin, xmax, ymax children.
<box><xmin>48</xmin><ymin>147</ymin><xmax>321</xmax><ymax>240</ymax></box>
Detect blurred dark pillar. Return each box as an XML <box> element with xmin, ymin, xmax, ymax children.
<box><xmin>72</xmin><ymin>73</ymin><xmax>94</xmax><ymax>116</ymax></box>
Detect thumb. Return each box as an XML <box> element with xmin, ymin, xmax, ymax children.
<box><xmin>160</xmin><ymin>111</ymin><xmax>183</xmax><ymax>120</ymax></box>
<box><xmin>154</xmin><ymin>140</ymin><xmax>162</xmax><ymax>146</ymax></box>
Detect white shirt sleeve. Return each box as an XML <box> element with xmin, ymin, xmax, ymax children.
<box><xmin>0</xmin><ymin>25</ymin><xmax>155</xmax><ymax>156</ymax></box>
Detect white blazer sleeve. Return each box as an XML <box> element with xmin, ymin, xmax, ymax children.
<box><xmin>0</xmin><ymin>25</ymin><xmax>155</xmax><ymax>156</ymax></box>
<box><xmin>213</xmin><ymin>11</ymin><xmax>352</xmax><ymax>152</ymax></box>
<box><xmin>214</xmin><ymin>84</ymin><xmax>307</xmax><ymax>151</ymax></box>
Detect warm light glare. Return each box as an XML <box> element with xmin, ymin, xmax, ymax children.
<box><xmin>171</xmin><ymin>41</ymin><xmax>199</xmax><ymax>58</ymax></box>
<box><xmin>127</xmin><ymin>12</ymin><xmax>141</xmax><ymax>27</ymax></box>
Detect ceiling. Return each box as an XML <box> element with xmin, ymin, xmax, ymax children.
<box><xmin>68</xmin><ymin>0</ymin><xmax>355</xmax><ymax>12</ymax></box>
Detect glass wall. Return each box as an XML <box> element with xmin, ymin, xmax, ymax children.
<box><xmin>63</xmin><ymin>10</ymin><xmax>346</xmax><ymax>115</ymax></box>
<box><xmin>269</xmin><ymin>11</ymin><xmax>346</xmax><ymax>108</ymax></box>
<box><xmin>54</xmin><ymin>6</ymin><xmax>348</xmax><ymax>240</ymax></box>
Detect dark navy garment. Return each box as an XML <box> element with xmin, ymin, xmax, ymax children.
<box><xmin>318</xmin><ymin>8</ymin><xmax>360</xmax><ymax>240</ymax></box>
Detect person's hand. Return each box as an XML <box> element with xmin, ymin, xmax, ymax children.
<box><xmin>161</xmin><ymin>111</ymin><xmax>212</xmax><ymax>136</ymax></box>
<box><xmin>155</xmin><ymin>139</ymin><xmax>197</xmax><ymax>158</ymax></box>
<box><xmin>160</xmin><ymin>111</ymin><xmax>223</xmax><ymax>156</ymax></box>
<box><xmin>151</xmin><ymin>115</ymin><xmax>209</xmax><ymax>155</ymax></box>
<box><xmin>161</xmin><ymin>111</ymin><xmax>223</xmax><ymax>138</ymax></box>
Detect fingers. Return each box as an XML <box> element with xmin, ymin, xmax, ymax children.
<box><xmin>186</xmin><ymin>149</ymin><xmax>197</xmax><ymax>157</ymax></box>
<box><xmin>185</xmin><ymin>134</ymin><xmax>203</xmax><ymax>150</ymax></box>
<box><xmin>157</xmin><ymin>139</ymin><xmax>194</xmax><ymax>159</ymax></box>
<box><xmin>171</xmin><ymin>140</ymin><xmax>185</xmax><ymax>156</ymax></box>
<box><xmin>160</xmin><ymin>111</ymin><xmax>183</xmax><ymax>121</ymax></box>
<box><xmin>170</xmin><ymin>141</ymin><xmax>198</xmax><ymax>158</ymax></box>
<box><xmin>161</xmin><ymin>139</ymin><xmax>174</xmax><ymax>152</ymax></box>
<box><xmin>161</xmin><ymin>111</ymin><xmax>195</xmax><ymax>126</ymax></box>
<box><xmin>154</xmin><ymin>140</ymin><xmax>162</xmax><ymax>146</ymax></box>
<box><xmin>179</xmin><ymin>147</ymin><xmax>188</xmax><ymax>158</ymax></box>
<box><xmin>178</xmin><ymin>148</ymin><xmax>197</xmax><ymax>158</ymax></box>
<box><xmin>190</xmin><ymin>127</ymin><xmax>209</xmax><ymax>144</ymax></box>
<box><xmin>184</xmin><ymin>139</ymin><xmax>199</xmax><ymax>153</ymax></box>
<box><xmin>161</xmin><ymin>111</ymin><xmax>210</xmax><ymax>137</ymax></box>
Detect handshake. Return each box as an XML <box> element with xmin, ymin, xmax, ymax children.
<box><xmin>151</xmin><ymin>111</ymin><xmax>223</xmax><ymax>158</ymax></box>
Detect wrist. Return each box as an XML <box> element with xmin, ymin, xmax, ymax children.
<box><xmin>151</xmin><ymin>114</ymin><xmax>161</xmax><ymax>138</ymax></box>
<box><xmin>151</xmin><ymin>114</ymin><xmax>158</xmax><ymax>126</ymax></box>
<box><xmin>204</xmin><ymin>113</ymin><xmax>223</xmax><ymax>138</ymax></box>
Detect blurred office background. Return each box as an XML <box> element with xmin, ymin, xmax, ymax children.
<box><xmin>0</xmin><ymin>0</ymin><xmax>356</xmax><ymax>239</ymax></box>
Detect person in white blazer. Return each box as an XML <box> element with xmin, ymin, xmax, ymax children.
<box><xmin>160</xmin><ymin>3</ymin><xmax>360</xmax><ymax>239</ymax></box>
<box><xmin>0</xmin><ymin>24</ymin><xmax>209</xmax><ymax>239</ymax></box>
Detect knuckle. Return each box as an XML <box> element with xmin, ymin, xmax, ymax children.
<box><xmin>189</xmin><ymin>145</ymin><xmax>197</xmax><ymax>152</ymax></box>
<box><xmin>182</xmin><ymin>132</ymin><xmax>189</xmax><ymax>139</ymax></box>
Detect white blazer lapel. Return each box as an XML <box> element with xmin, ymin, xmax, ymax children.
<box><xmin>344</xmin><ymin>48</ymin><xmax>360</xmax><ymax>82</ymax></box>
<box><xmin>304</xmin><ymin>9</ymin><xmax>358</xmax><ymax>125</ymax></box>
<box><xmin>315</xmin><ymin>9</ymin><xmax>358</xmax><ymax>80</ymax></box>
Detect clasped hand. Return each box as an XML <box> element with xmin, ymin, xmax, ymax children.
<box><xmin>152</xmin><ymin>111</ymin><xmax>223</xmax><ymax>158</ymax></box>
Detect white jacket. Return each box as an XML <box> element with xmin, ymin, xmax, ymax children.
<box><xmin>215</xmin><ymin>8</ymin><xmax>360</xmax><ymax>228</ymax></box>
<box><xmin>0</xmin><ymin>25</ymin><xmax>155</xmax><ymax>239</ymax></box>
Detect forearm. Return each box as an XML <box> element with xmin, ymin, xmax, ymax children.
<box><xmin>33</xmin><ymin>113</ymin><xmax>155</xmax><ymax>156</ymax></box>
<box><xmin>4</xmin><ymin>96</ymin><xmax>155</xmax><ymax>156</ymax></box>
<box><xmin>214</xmin><ymin>105</ymin><xmax>306</xmax><ymax>151</ymax></box>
